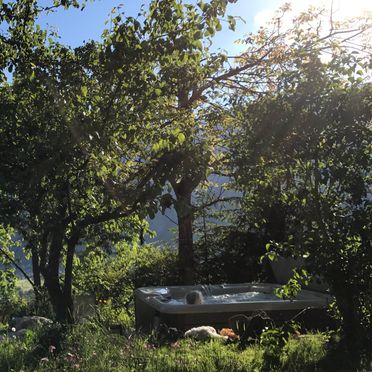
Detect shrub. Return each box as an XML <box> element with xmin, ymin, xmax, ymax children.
<box><xmin>0</xmin><ymin>226</ymin><xmax>24</xmax><ymax>323</ymax></box>
<box><xmin>74</xmin><ymin>241</ymin><xmax>179</xmax><ymax>325</ymax></box>
<box><xmin>0</xmin><ymin>268</ymin><xmax>24</xmax><ymax>323</ymax></box>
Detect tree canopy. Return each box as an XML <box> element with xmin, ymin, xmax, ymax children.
<box><xmin>230</xmin><ymin>44</ymin><xmax>371</xmax><ymax>354</ymax></box>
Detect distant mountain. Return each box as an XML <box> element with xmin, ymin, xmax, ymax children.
<box><xmin>147</xmin><ymin>210</ymin><xmax>177</xmax><ymax>244</ymax></box>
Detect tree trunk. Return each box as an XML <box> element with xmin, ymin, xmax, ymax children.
<box><xmin>177</xmin><ymin>212</ymin><xmax>195</xmax><ymax>285</ymax></box>
<box><xmin>43</xmin><ymin>271</ymin><xmax>74</xmax><ymax>324</ymax></box>
<box><xmin>333</xmin><ymin>284</ymin><xmax>364</xmax><ymax>363</ymax></box>
<box><xmin>63</xmin><ymin>234</ymin><xmax>79</xmax><ymax>324</ymax></box>
<box><xmin>42</xmin><ymin>226</ymin><xmax>74</xmax><ymax>323</ymax></box>
<box><xmin>31</xmin><ymin>245</ymin><xmax>41</xmax><ymax>288</ymax></box>
<box><xmin>174</xmin><ymin>188</ymin><xmax>195</xmax><ymax>285</ymax></box>
<box><xmin>44</xmin><ymin>273</ymin><xmax>67</xmax><ymax>322</ymax></box>
<box><xmin>30</xmin><ymin>244</ymin><xmax>44</xmax><ymax>312</ymax></box>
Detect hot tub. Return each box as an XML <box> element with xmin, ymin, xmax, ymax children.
<box><xmin>135</xmin><ymin>283</ymin><xmax>331</xmax><ymax>332</ymax></box>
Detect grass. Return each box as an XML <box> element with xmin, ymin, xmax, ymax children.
<box><xmin>1</xmin><ymin>321</ymin><xmax>358</xmax><ymax>372</ymax></box>
<box><xmin>40</xmin><ymin>326</ymin><xmax>266</xmax><ymax>372</ymax></box>
<box><xmin>280</xmin><ymin>334</ymin><xmax>328</xmax><ymax>371</ymax></box>
<box><xmin>0</xmin><ymin>318</ymin><xmax>371</xmax><ymax>371</ymax></box>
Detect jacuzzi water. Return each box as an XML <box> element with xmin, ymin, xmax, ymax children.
<box><xmin>168</xmin><ymin>291</ymin><xmax>281</xmax><ymax>305</ymax></box>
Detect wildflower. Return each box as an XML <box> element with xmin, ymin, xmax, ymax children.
<box><xmin>49</xmin><ymin>345</ymin><xmax>56</xmax><ymax>353</ymax></box>
<box><xmin>66</xmin><ymin>352</ymin><xmax>79</xmax><ymax>363</ymax></box>
<box><xmin>171</xmin><ymin>341</ymin><xmax>181</xmax><ymax>348</ymax></box>
<box><xmin>11</xmin><ymin>327</ymin><xmax>16</xmax><ymax>332</ymax></box>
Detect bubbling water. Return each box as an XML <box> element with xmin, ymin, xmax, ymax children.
<box><xmin>207</xmin><ymin>292</ymin><xmax>279</xmax><ymax>303</ymax></box>
<box><xmin>167</xmin><ymin>291</ymin><xmax>281</xmax><ymax>305</ymax></box>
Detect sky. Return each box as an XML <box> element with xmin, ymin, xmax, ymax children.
<box><xmin>36</xmin><ymin>0</ymin><xmax>280</xmax><ymax>54</ymax></box>
<box><xmin>36</xmin><ymin>0</ymin><xmax>371</xmax><ymax>55</ymax></box>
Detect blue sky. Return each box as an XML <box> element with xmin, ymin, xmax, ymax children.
<box><xmin>36</xmin><ymin>0</ymin><xmax>282</xmax><ymax>54</ymax></box>
<box><xmin>36</xmin><ymin>0</ymin><xmax>370</xmax><ymax>53</ymax></box>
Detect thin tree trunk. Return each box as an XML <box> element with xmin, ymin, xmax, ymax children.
<box><xmin>63</xmin><ymin>233</ymin><xmax>80</xmax><ymax>324</ymax></box>
<box><xmin>174</xmin><ymin>188</ymin><xmax>195</xmax><ymax>285</ymax></box>
<box><xmin>31</xmin><ymin>245</ymin><xmax>41</xmax><ymax>288</ymax></box>
<box><xmin>177</xmin><ymin>212</ymin><xmax>195</xmax><ymax>285</ymax></box>
<box><xmin>30</xmin><ymin>244</ymin><xmax>44</xmax><ymax>312</ymax></box>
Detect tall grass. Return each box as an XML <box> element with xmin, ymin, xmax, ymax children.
<box><xmin>1</xmin><ymin>322</ymin><xmax>370</xmax><ymax>371</ymax></box>
<box><xmin>35</xmin><ymin>323</ymin><xmax>322</xmax><ymax>371</ymax></box>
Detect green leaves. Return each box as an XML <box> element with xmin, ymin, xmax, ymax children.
<box><xmin>177</xmin><ymin>132</ymin><xmax>186</xmax><ymax>144</ymax></box>
<box><xmin>193</xmin><ymin>31</ymin><xmax>203</xmax><ymax>40</ymax></box>
<box><xmin>0</xmin><ymin>225</ymin><xmax>19</xmax><ymax>320</ymax></box>
<box><xmin>197</xmin><ymin>1</ymin><xmax>207</xmax><ymax>12</ymax></box>
<box><xmin>81</xmin><ymin>85</ymin><xmax>88</xmax><ymax>97</ymax></box>
<box><xmin>205</xmin><ymin>26</ymin><xmax>215</xmax><ymax>37</ymax></box>
<box><xmin>231</xmin><ymin>38</ymin><xmax>372</xmax><ymax>344</ymax></box>
<box><xmin>227</xmin><ymin>16</ymin><xmax>236</xmax><ymax>31</ymax></box>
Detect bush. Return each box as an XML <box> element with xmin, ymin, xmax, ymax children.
<box><xmin>74</xmin><ymin>241</ymin><xmax>179</xmax><ymax>325</ymax></box>
<box><xmin>0</xmin><ymin>268</ymin><xmax>23</xmax><ymax>323</ymax></box>
<box><xmin>0</xmin><ymin>226</ymin><xmax>26</xmax><ymax>323</ymax></box>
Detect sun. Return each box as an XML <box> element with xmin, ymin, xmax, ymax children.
<box><xmin>327</xmin><ymin>0</ymin><xmax>372</xmax><ymax>20</ymax></box>
<box><xmin>254</xmin><ymin>0</ymin><xmax>371</xmax><ymax>28</ymax></box>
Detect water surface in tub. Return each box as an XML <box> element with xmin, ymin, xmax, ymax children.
<box><xmin>166</xmin><ymin>291</ymin><xmax>287</xmax><ymax>305</ymax></box>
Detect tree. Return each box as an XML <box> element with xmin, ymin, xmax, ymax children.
<box><xmin>0</xmin><ymin>0</ymin><xmax>185</xmax><ymax>322</ymax></box>
<box><xmin>141</xmin><ymin>1</ymin><xmax>372</xmax><ymax>284</ymax></box>
<box><xmin>128</xmin><ymin>0</ymin><xmax>243</xmax><ymax>284</ymax></box>
<box><xmin>0</xmin><ymin>0</ymin><xmax>243</xmax><ymax>321</ymax></box>
<box><xmin>231</xmin><ymin>45</ymin><xmax>371</xmax><ymax>358</ymax></box>
<box><xmin>0</xmin><ymin>50</ymin><xmax>147</xmax><ymax>322</ymax></box>
<box><xmin>0</xmin><ymin>0</ymin><xmax>105</xmax><ymax>319</ymax></box>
